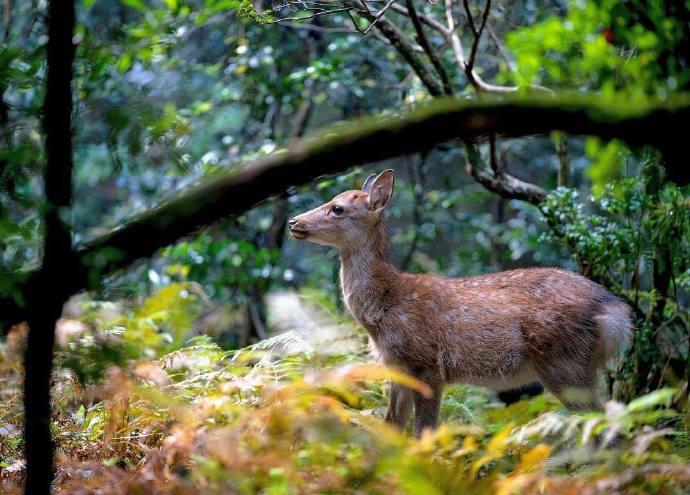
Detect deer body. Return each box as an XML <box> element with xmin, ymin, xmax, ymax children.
<box><xmin>289</xmin><ymin>170</ymin><xmax>631</xmax><ymax>436</ymax></box>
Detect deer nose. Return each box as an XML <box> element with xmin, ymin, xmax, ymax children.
<box><xmin>288</xmin><ymin>219</ymin><xmax>298</xmax><ymax>229</ymax></box>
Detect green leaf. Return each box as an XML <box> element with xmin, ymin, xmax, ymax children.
<box><xmin>121</xmin><ymin>0</ymin><xmax>146</xmax><ymax>11</ymax></box>
<box><xmin>625</xmin><ymin>388</ymin><xmax>676</xmax><ymax>412</ymax></box>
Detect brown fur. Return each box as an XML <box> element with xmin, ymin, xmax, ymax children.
<box><xmin>288</xmin><ymin>170</ymin><xmax>632</xmax><ymax>436</ymax></box>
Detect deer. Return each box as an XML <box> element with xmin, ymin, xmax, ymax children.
<box><xmin>288</xmin><ymin>169</ymin><xmax>632</xmax><ymax>437</ymax></box>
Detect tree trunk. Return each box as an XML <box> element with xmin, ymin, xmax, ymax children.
<box><xmin>23</xmin><ymin>1</ymin><xmax>75</xmax><ymax>493</ymax></box>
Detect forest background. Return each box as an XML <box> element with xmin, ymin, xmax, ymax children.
<box><xmin>1</xmin><ymin>0</ymin><xmax>690</xmax><ymax>493</ymax></box>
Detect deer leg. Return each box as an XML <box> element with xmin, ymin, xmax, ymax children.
<box><xmin>384</xmin><ymin>382</ymin><xmax>414</xmax><ymax>429</ymax></box>
<box><xmin>536</xmin><ymin>360</ymin><xmax>602</xmax><ymax>411</ymax></box>
<box><xmin>412</xmin><ymin>380</ymin><xmax>443</xmax><ymax>438</ymax></box>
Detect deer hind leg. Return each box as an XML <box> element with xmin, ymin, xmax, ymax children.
<box><xmin>384</xmin><ymin>382</ymin><xmax>414</xmax><ymax>429</ymax></box>
<box><xmin>535</xmin><ymin>359</ymin><xmax>602</xmax><ymax>412</ymax></box>
<box><xmin>412</xmin><ymin>376</ymin><xmax>443</xmax><ymax>438</ymax></box>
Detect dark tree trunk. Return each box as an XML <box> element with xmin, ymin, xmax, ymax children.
<box><xmin>23</xmin><ymin>1</ymin><xmax>75</xmax><ymax>493</ymax></box>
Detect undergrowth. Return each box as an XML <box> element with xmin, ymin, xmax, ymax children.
<box><xmin>1</xmin><ymin>285</ymin><xmax>689</xmax><ymax>494</ymax></box>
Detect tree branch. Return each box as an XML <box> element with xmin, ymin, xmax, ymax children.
<box><xmin>556</xmin><ymin>131</ymin><xmax>570</xmax><ymax>187</ymax></box>
<box><xmin>345</xmin><ymin>0</ymin><xmax>443</xmax><ymax>96</ymax></box>
<box><xmin>362</xmin><ymin>0</ymin><xmax>543</xmax><ymax>207</ymax></box>
<box><xmin>3</xmin><ymin>96</ymin><xmax>690</xmax><ymax>331</ymax></box>
<box><xmin>389</xmin><ymin>3</ymin><xmax>450</xmax><ymax>36</ymax></box>
<box><xmin>269</xmin><ymin>7</ymin><xmax>358</xmax><ymax>24</ymax></box>
<box><xmin>462</xmin><ymin>0</ymin><xmax>491</xmax><ymax>73</ymax></box>
<box><xmin>465</xmin><ymin>139</ymin><xmax>546</xmax><ymax>205</ymax></box>
<box><xmin>401</xmin><ymin>152</ymin><xmax>426</xmax><ymax>270</ymax></box>
<box><xmin>404</xmin><ymin>0</ymin><xmax>453</xmax><ymax>95</ymax></box>
<box><xmin>486</xmin><ymin>20</ymin><xmax>516</xmax><ymax>72</ymax></box>
<box><xmin>445</xmin><ymin>0</ymin><xmax>551</xmax><ymax>95</ymax></box>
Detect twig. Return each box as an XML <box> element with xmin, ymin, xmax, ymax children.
<box><xmin>360</xmin><ymin>0</ymin><xmax>397</xmax><ymax>34</ymax></box>
<box><xmin>556</xmin><ymin>131</ymin><xmax>570</xmax><ymax>187</ymax></box>
<box><xmin>486</xmin><ymin>21</ymin><xmax>516</xmax><ymax>72</ymax></box>
<box><xmin>268</xmin><ymin>7</ymin><xmax>356</xmax><ymax>24</ymax></box>
<box><xmin>445</xmin><ymin>0</ymin><xmax>552</xmax><ymax>94</ymax></box>
<box><xmin>345</xmin><ymin>0</ymin><xmax>443</xmax><ymax>95</ymax></box>
<box><xmin>401</xmin><ymin>152</ymin><xmax>426</xmax><ymax>270</ymax></box>
<box><xmin>463</xmin><ymin>0</ymin><xmax>491</xmax><ymax>74</ymax></box>
<box><xmin>488</xmin><ymin>134</ymin><xmax>501</xmax><ymax>175</ymax></box>
<box><xmin>3</xmin><ymin>0</ymin><xmax>11</xmax><ymax>44</ymax></box>
<box><xmin>346</xmin><ymin>8</ymin><xmax>365</xmax><ymax>33</ymax></box>
<box><xmin>405</xmin><ymin>0</ymin><xmax>453</xmax><ymax>95</ymax></box>
<box><xmin>389</xmin><ymin>3</ymin><xmax>450</xmax><ymax>36</ymax></box>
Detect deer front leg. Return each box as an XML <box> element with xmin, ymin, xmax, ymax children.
<box><xmin>412</xmin><ymin>382</ymin><xmax>443</xmax><ymax>438</ymax></box>
<box><xmin>384</xmin><ymin>382</ymin><xmax>414</xmax><ymax>429</ymax></box>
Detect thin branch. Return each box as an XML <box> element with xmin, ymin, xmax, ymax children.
<box><xmin>461</xmin><ymin>0</ymin><xmax>478</xmax><ymax>37</ymax></box>
<box><xmin>3</xmin><ymin>0</ymin><xmax>11</xmax><ymax>44</ymax></box>
<box><xmin>556</xmin><ymin>131</ymin><xmax>570</xmax><ymax>187</ymax></box>
<box><xmin>401</xmin><ymin>152</ymin><xmax>426</xmax><ymax>270</ymax></box>
<box><xmin>247</xmin><ymin>294</ymin><xmax>268</xmax><ymax>340</ymax></box>
<box><xmin>345</xmin><ymin>0</ymin><xmax>443</xmax><ymax>96</ymax></box>
<box><xmin>360</xmin><ymin>0</ymin><xmax>397</xmax><ymax>34</ymax></box>
<box><xmin>352</xmin><ymin>0</ymin><xmax>548</xmax><ymax>218</ymax></box>
<box><xmin>445</xmin><ymin>0</ymin><xmax>552</xmax><ymax>94</ymax></box>
<box><xmin>486</xmin><ymin>21</ymin><xmax>516</xmax><ymax>72</ymax></box>
<box><xmin>268</xmin><ymin>7</ymin><xmax>357</xmax><ymax>24</ymax></box>
<box><xmin>405</xmin><ymin>0</ymin><xmax>453</xmax><ymax>95</ymax></box>
<box><xmin>463</xmin><ymin>0</ymin><xmax>491</xmax><ymax>72</ymax></box>
<box><xmin>346</xmin><ymin>8</ymin><xmax>365</xmax><ymax>33</ymax></box>
<box><xmin>389</xmin><ymin>3</ymin><xmax>450</xmax><ymax>36</ymax></box>
<box><xmin>488</xmin><ymin>134</ymin><xmax>501</xmax><ymax>175</ymax></box>
<box><xmin>289</xmin><ymin>80</ymin><xmax>316</xmax><ymax>140</ymax></box>
<box><xmin>444</xmin><ymin>0</ymin><xmax>542</xmax><ymax>200</ymax></box>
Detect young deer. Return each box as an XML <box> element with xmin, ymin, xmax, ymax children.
<box><xmin>288</xmin><ymin>170</ymin><xmax>632</xmax><ymax>437</ymax></box>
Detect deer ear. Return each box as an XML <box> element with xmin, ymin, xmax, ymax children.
<box><xmin>361</xmin><ymin>174</ymin><xmax>377</xmax><ymax>192</ymax></box>
<box><xmin>367</xmin><ymin>169</ymin><xmax>395</xmax><ymax>211</ymax></box>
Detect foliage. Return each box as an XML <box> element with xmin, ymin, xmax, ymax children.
<box><xmin>3</xmin><ymin>295</ymin><xmax>690</xmax><ymax>493</ymax></box>
<box><xmin>504</xmin><ymin>0</ymin><xmax>689</xmax><ymax>97</ymax></box>
<box><xmin>2</xmin><ymin>0</ymin><xmax>690</xmax><ymax>492</ymax></box>
<box><xmin>541</xmin><ymin>171</ymin><xmax>690</xmax><ymax>396</ymax></box>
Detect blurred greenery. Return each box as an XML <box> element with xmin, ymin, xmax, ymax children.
<box><xmin>1</xmin><ymin>0</ymin><xmax>690</xmax><ymax>492</ymax></box>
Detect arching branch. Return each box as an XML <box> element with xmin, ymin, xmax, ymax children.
<box><xmin>2</xmin><ymin>96</ymin><xmax>689</xmax><ymax>332</ymax></box>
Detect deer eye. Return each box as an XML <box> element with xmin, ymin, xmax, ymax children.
<box><xmin>331</xmin><ymin>204</ymin><xmax>344</xmax><ymax>216</ymax></box>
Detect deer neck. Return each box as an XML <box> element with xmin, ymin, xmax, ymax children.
<box><xmin>339</xmin><ymin>221</ymin><xmax>398</xmax><ymax>328</ymax></box>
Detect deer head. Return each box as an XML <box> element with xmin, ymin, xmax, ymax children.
<box><xmin>288</xmin><ymin>169</ymin><xmax>395</xmax><ymax>248</ymax></box>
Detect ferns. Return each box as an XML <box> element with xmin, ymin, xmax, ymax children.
<box><xmin>1</xmin><ymin>289</ymin><xmax>690</xmax><ymax>494</ymax></box>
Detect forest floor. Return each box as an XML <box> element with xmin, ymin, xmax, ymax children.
<box><xmin>0</xmin><ymin>286</ymin><xmax>689</xmax><ymax>493</ymax></box>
